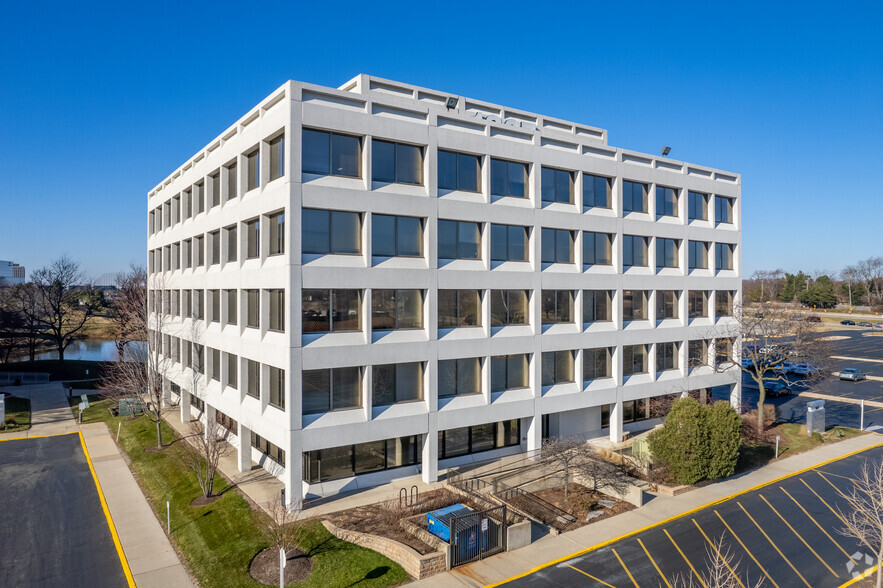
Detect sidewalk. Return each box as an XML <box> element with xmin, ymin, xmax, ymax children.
<box><xmin>0</xmin><ymin>382</ymin><xmax>193</xmax><ymax>587</ymax></box>
<box><xmin>414</xmin><ymin>432</ymin><xmax>883</xmax><ymax>587</ymax></box>
<box><xmin>0</xmin><ymin>381</ymin><xmax>77</xmax><ymax>439</ymax></box>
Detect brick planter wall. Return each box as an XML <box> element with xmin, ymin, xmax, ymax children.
<box><xmin>321</xmin><ymin>520</ymin><xmax>446</xmax><ymax>579</ymax></box>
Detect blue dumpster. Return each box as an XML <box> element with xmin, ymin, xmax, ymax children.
<box><xmin>426</xmin><ymin>504</ymin><xmax>472</xmax><ymax>542</ymax></box>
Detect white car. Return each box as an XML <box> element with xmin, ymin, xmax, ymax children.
<box><xmin>759</xmin><ymin>344</ymin><xmax>779</xmax><ymax>354</ymax></box>
<box><xmin>772</xmin><ymin>361</ymin><xmax>796</xmax><ymax>375</ymax></box>
<box><xmin>792</xmin><ymin>363</ymin><xmax>819</xmax><ymax>377</ymax></box>
<box><xmin>840</xmin><ymin>368</ymin><xmax>867</xmax><ymax>381</ymax></box>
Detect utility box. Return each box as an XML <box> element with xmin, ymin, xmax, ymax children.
<box><xmin>118</xmin><ymin>397</ymin><xmax>143</xmax><ymax>417</ymax></box>
<box><xmin>807</xmin><ymin>399</ymin><xmax>825</xmax><ymax>435</ymax></box>
<box><xmin>427</xmin><ymin>504</ymin><xmax>472</xmax><ymax>542</ymax></box>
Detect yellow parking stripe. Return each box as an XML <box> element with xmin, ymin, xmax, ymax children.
<box><xmin>714</xmin><ymin>510</ymin><xmax>779</xmax><ymax>588</ymax></box>
<box><xmin>566</xmin><ymin>564</ymin><xmax>615</xmax><ymax>587</ymax></box>
<box><xmin>799</xmin><ymin>478</ymin><xmax>848</xmax><ymax>525</ymax></box>
<box><xmin>759</xmin><ymin>494</ymin><xmax>838</xmax><ymax>577</ymax></box>
<box><xmin>612</xmin><ymin>548</ymin><xmax>640</xmax><ymax>588</ymax></box>
<box><xmin>737</xmin><ymin>501</ymin><xmax>812</xmax><ymax>588</ymax></box>
<box><xmin>691</xmin><ymin>519</ymin><xmax>745</xmax><ymax>588</ymax></box>
<box><xmin>817</xmin><ymin>469</ymin><xmax>859</xmax><ymax>483</ymax></box>
<box><xmin>637</xmin><ymin>538</ymin><xmax>672</xmax><ymax>588</ymax></box>
<box><xmin>815</xmin><ymin>471</ymin><xmax>859</xmax><ymax>509</ymax></box>
<box><xmin>664</xmin><ymin>528</ymin><xmax>708</xmax><ymax>588</ymax></box>
<box><xmin>780</xmin><ymin>486</ymin><xmax>857</xmax><ymax>564</ymax></box>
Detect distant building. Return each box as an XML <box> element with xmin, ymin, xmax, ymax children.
<box><xmin>0</xmin><ymin>260</ymin><xmax>25</xmax><ymax>285</ymax></box>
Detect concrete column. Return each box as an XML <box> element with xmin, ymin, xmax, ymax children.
<box><xmin>162</xmin><ymin>378</ymin><xmax>171</xmax><ymax>407</ymax></box>
<box><xmin>421</xmin><ymin>428</ymin><xmax>438</xmax><ymax>484</ymax></box>
<box><xmin>729</xmin><ymin>380</ymin><xmax>742</xmax><ymax>411</ymax></box>
<box><xmin>238</xmin><ymin>423</ymin><xmax>252</xmax><ymax>473</ymax></box>
<box><xmin>284</xmin><ymin>450</ymin><xmax>303</xmax><ymax>505</ymax></box>
<box><xmin>179</xmin><ymin>391</ymin><xmax>191</xmax><ymax>423</ymax></box>
<box><xmin>525</xmin><ymin>413</ymin><xmax>542</xmax><ymax>456</ymax></box>
<box><xmin>204</xmin><ymin>404</ymin><xmax>216</xmax><ymax>442</ymax></box>
<box><xmin>609</xmin><ymin>398</ymin><xmax>624</xmax><ymax>444</ymax></box>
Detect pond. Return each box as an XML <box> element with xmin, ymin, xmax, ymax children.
<box><xmin>13</xmin><ymin>339</ymin><xmax>147</xmax><ymax>362</ymax></box>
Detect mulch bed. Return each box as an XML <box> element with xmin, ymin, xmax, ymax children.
<box><xmin>249</xmin><ymin>547</ymin><xmax>312</xmax><ymax>585</ymax></box>
<box><xmin>324</xmin><ymin>488</ymin><xmax>488</xmax><ymax>555</ymax></box>
<box><xmin>509</xmin><ymin>483</ymin><xmax>634</xmax><ymax>531</ymax></box>
<box><xmin>189</xmin><ymin>495</ymin><xmax>221</xmax><ymax>507</ymax></box>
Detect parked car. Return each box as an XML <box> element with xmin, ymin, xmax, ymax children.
<box><xmin>759</xmin><ymin>344</ymin><xmax>779</xmax><ymax>354</ymax></box>
<box><xmin>741</xmin><ymin>358</ymin><xmax>754</xmax><ymax>368</ymax></box>
<box><xmin>841</xmin><ymin>319</ymin><xmax>856</xmax><ymax>325</ymax></box>
<box><xmin>875</xmin><ymin>323</ymin><xmax>883</xmax><ymax>329</ymax></box>
<box><xmin>840</xmin><ymin>368</ymin><xmax>867</xmax><ymax>381</ymax></box>
<box><xmin>772</xmin><ymin>361</ymin><xmax>796</xmax><ymax>374</ymax></box>
<box><xmin>792</xmin><ymin>363</ymin><xmax>820</xmax><ymax>377</ymax></box>
<box><xmin>754</xmin><ymin>312</ymin><xmax>764</xmax><ymax>319</ymax></box>
<box><xmin>790</xmin><ymin>315</ymin><xmax>804</xmax><ymax>321</ymax></box>
<box><xmin>805</xmin><ymin>316</ymin><xmax>822</xmax><ymax>323</ymax></box>
<box><xmin>763</xmin><ymin>381</ymin><xmax>792</xmax><ymax>398</ymax></box>
<box><xmin>859</xmin><ymin>321</ymin><xmax>873</xmax><ymax>327</ymax></box>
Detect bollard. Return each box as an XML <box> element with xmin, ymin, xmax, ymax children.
<box><xmin>861</xmin><ymin>399</ymin><xmax>865</xmax><ymax>431</ymax></box>
<box><xmin>775</xmin><ymin>435</ymin><xmax>780</xmax><ymax>459</ymax></box>
<box><xmin>116</xmin><ymin>422</ymin><xmax>121</xmax><ymax>443</ymax></box>
<box><xmin>167</xmin><ymin>501</ymin><xmax>170</xmax><ymax>534</ymax></box>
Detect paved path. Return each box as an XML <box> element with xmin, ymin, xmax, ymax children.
<box><xmin>414</xmin><ymin>433</ymin><xmax>883</xmax><ymax>587</ymax></box>
<box><xmin>0</xmin><ymin>383</ymin><xmax>193</xmax><ymax>587</ymax></box>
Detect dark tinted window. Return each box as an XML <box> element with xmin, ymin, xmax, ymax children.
<box><xmin>491</xmin><ymin>224</ymin><xmax>528</xmax><ymax>262</ymax></box>
<box><xmin>583</xmin><ymin>174</ymin><xmax>611</xmax><ymax>209</ymax></box>
<box><xmin>373</xmin><ymin>140</ymin><xmax>423</xmax><ymax>185</ymax></box>
<box><xmin>302</xmin><ymin>129</ymin><xmax>361</xmax><ymax>177</ymax></box>
<box><xmin>490</xmin><ymin>158</ymin><xmax>528</xmax><ymax>198</ymax></box>
<box><xmin>438</xmin><ymin>150</ymin><xmax>480</xmax><ymax>192</ymax></box>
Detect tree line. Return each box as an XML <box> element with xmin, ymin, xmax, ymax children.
<box><xmin>745</xmin><ymin>256</ymin><xmax>883</xmax><ymax>309</ymax></box>
<box><xmin>0</xmin><ymin>256</ymin><xmax>146</xmax><ymax>363</ymax></box>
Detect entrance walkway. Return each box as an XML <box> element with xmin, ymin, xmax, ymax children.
<box><xmin>0</xmin><ymin>382</ymin><xmax>194</xmax><ymax>587</ymax></box>
<box><xmin>413</xmin><ymin>432</ymin><xmax>883</xmax><ymax>587</ymax></box>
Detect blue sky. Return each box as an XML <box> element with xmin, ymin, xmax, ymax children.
<box><xmin>1</xmin><ymin>0</ymin><xmax>881</xmax><ymax>279</ymax></box>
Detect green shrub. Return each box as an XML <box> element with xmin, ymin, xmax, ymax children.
<box><xmin>648</xmin><ymin>397</ymin><xmax>710</xmax><ymax>485</ymax></box>
<box><xmin>707</xmin><ymin>401</ymin><xmax>741</xmax><ymax>479</ymax></box>
<box><xmin>648</xmin><ymin>397</ymin><xmax>741</xmax><ymax>485</ymax></box>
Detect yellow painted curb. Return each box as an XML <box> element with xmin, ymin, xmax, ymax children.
<box><xmin>0</xmin><ymin>430</ymin><xmax>79</xmax><ymax>442</ymax></box>
<box><xmin>839</xmin><ymin>565</ymin><xmax>878</xmax><ymax>587</ymax></box>
<box><xmin>484</xmin><ymin>438</ymin><xmax>883</xmax><ymax>588</ymax></box>
<box><xmin>78</xmin><ymin>431</ymin><xmax>136</xmax><ymax>587</ymax></box>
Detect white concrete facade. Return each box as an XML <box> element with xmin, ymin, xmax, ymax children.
<box><xmin>147</xmin><ymin>74</ymin><xmax>742</xmax><ymax>502</ymax></box>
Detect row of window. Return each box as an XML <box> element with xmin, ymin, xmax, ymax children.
<box><xmin>155</xmin><ymin>332</ymin><xmax>285</xmax><ymax>409</ymax></box>
<box><xmin>150</xmin><ymin>288</ymin><xmax>285</xmax><ymax>332</ymax></box>
<box><xmin>302</xmin><ymin>288</ymin><xmax>735</xmax><ymax>334</ymax></box>
<box><xmin>301</xmin><ymin>420</ymin><xmax>520</xmax><ymax>483</ymax></box>
<box><xmin>151</xmin><ymin>287</ymin><xmax>733</xmax><ymax>337</ymax></box>
<box><xmin>149</xmin><ymin>131</ymin><xmax>284</xmax><ymax>235</ymax></box>
<box><xmin>301</xmin><ymin>340</ymin><xmax>732</xmax><ymax>414</ymax></box>
<box><xmin>148</xmin><ymin>212</ymin><xmax>284</xmax><ymax>273</ymax></box>
<box><xmin>299</xmin><ymin>128</ymin><xmax>737</xmax><ymax>221</ymax></box>
<box><xmin>298</xmin><ymin>210</ymin><xmax>737</xmax><ymax>270</ymax></box>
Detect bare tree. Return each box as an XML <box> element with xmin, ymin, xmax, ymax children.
<box><xmin>750</xmin><ymin>269</ymin><xmax>784</xmax><ymax>303</ymax></box>
<box><xmin>672</xmin><ymin>533</ymin><xmax>764</xmax><ymax>587</ymax></box>
<box><xmin>108</xmin><ymin>265</ymin><xmax>147</xmax><ymax>361</ymax></box>
<box><xmin>264</xmin><ymin>493</ymin><xmax>308</xmax><ymax>587</ymax></box>
<box><xmin>100</xmin><ymin>275</ymin><xmax>175</xmax><ymax>448</ymax></box>
<box><xmin>838</xmin><ymin>459</ymin><xmax>883</xmax><ymax>588</ymax></box>
<box><xmin>841</xmin><ymin>265</ymin><xmax>862</xmax><ymax>307</ymax></box>
<box><xmin>5</xmin><ymin>283</ymin><xmax>46</xmax><ymax>361</ymax></box>
<box><xmin>575</xmin><ymin>446</ymin><xmax>631</xmax><ymax>496</ymax></box>
<box><xmin>29</xmin><ymin>255</ymin><xmax>102</xmax><ymax>361</ymax></box>
<box><xmin>182</xmin><ymin>418</ymin><xmax>230</xmax><ymax>498</ymax></box>
<box><xmin>540</xmin><ymin>437</ymin><xmax>589</xmax><ymax>501</ymax></box>
<box><xmin>704</xmin><ymin>302</ymin><xmax>830</xmax><ymax>435</ymax></box>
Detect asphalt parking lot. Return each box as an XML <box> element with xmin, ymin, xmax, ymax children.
<box><xmin>502</xmin><ymin>442</ymin><xmax>883</xmax><ymax>587</ymax></box>
<box><xmin>0</xmin><ymin>433</ymin><xmax>129</xmax><ymax>588</ymax></box>
<box><xmin>735</xmin><ymin>329</ymin><xmax>883</xmax><ymax>431</ymax></box>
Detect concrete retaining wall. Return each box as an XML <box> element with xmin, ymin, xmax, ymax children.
<box><xmin>321</xmin><ymin>520</ymin><xmax>446</xmax><ymax>579</ymax></box>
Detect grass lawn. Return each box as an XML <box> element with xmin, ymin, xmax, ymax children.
<box><xmin>737</xmin><ymin>423</ymin><xmax>864</xmax><ymax>472</ymax></box>
<box><xmin>72</xmin><ymin>394</ymin><xmax>410</xmax><ymax>588</ymax></box>
<box><xmin>1</xmin><ymin>395</ymin><xmax>31</xmax><ymax>433</ymax></box>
